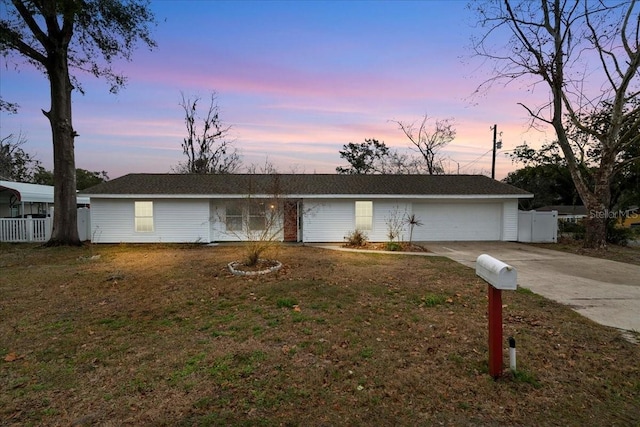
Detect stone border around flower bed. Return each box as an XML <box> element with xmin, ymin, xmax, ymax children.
<box><xmin>228</xmin><ymin>259</ymin><xmax>283</xmax><ymax>276</ymax></box>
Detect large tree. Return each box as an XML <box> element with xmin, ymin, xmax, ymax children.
<box><xmin>0</xmin><ymin>0</ymin><xmax>156</xmax><ymax>245</ymax></box>
<box><xmin>336</xmin><ymin>138</ymin><xmax>391</xmax><ymax>175</ymax></box>
<box><xmin>33</xmin><ymin>167</ymin><xmax>109</xmax><ymax>190</ymax></box>
<box><xmin>175</xmin><ymin>92</ymin><xmax>241</xmax><ymax>174</ymax></box>
<box><xmin>336</xmin><ymin>138</ymin><xmax>425</xmax><ymax>175</ymax></box>
<box><xmin>392</xmin><ymin>114</ymin><xmax>456</xmax><ymax>175</ymax></box>
<box><xmin>471</xmin><ymin>0</ymin><xmax>640</xmax><ymax>248</ymax></box>
<box><xmin>503</xmin><ymin>143</ymin><xmax>581</xmax><ymax>210</ymax></box>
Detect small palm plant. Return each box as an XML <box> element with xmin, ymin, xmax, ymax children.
<box><xmin>404</xmin><ymin>213</ymin><xmax>424</xmax><ymax>244</ymax></box>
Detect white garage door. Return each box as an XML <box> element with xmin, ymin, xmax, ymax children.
<box><xmin>412</xmin><ymin>202</ymin><xmax>502</xmax><ymax>241</ymax></box>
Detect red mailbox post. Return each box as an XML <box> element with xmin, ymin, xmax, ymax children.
<box><xmin>476</xmin><ymin>254</ymin><xmax>517</xmax><ymax>379</ymax></box>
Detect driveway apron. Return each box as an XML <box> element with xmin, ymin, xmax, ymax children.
<box><xmin>422</xmin><ymin>241</ymin><xmax>640</xmax><ymax>332</ymax></box>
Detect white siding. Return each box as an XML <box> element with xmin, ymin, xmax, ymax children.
<box><xmin>91</xmin><ymin>198</ymin><xmax>210</xmax><ymax>243</ymax></box>
<box><xmin>370</xmin><ymin>201</ymin><xmax>411</xmax><ymax>242</ymax></box>
<box><xmin>90</xmin><ymin>197</ymin><xmax>523</xmax><ymax>243</ymax></box>
<box><xmin>502</xmin><ymin>200</ymin><xmax>519</xmax><ymax>241</ymax></box>
<box><xmin>302</xmin><ymin>200</ymin><xmax>354</xmax><ymax>242</ymax></box>
<box><xmin>302</xmin><ymin>199</ymin><xmax>411</xmax><ymax>243</ymax></box>
<box><xmin>411</xmin><ymin>201</ymin><xmax>503</xmax><ymax>241</ymax></box>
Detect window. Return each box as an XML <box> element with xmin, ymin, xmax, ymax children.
<box><xmin>225</xmin><ymin>201</ymin><xmax>269</xmax><ymax>232</ymax></box>
<box><xmin>248</xmin><ymin>202</ymin><xmax>266</xmax><ymax>231</ymax></box>
<box><xmin>226</xmin><ymin>202</ymin><xmax>243</xmax><ymax>231</ymax></box>
<box><xmin>355</xmin><ymin>201</ymin><xmax>373</xmax><ymax>231</ymax></box>
<box><xmin>135</xmin><ymin>201</ymin><xmax>154</xmax><ymax>232</ymax></box>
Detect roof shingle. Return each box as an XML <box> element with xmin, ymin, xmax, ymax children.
<box><xmin>81</xmin><ymin>173</ymin><xmax>532</xmax><ymax>197</ymax></box>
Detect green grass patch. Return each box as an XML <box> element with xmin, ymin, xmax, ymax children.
<box><xmin>276</xmin><ymin>297</ymin><xmax>298</xmax><ymax>308</ymax></box>
<box><xmin>419</xmin><ymin>293</ymin><xmax>448</xmax><ymax>307</ymax></box>
<box><xmin>511</xmin><ymin>368</ymin><xmax>542</xmax><ymax>389</ymax></box>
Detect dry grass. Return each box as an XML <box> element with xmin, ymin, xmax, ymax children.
<box><xmin>1</xmin><ymin>243</ymin><xmax>639</xmax><ymax>426</ymax></box>
<box><xmin>531</xmin><ymin>237</ymin><xmax>640</xmax><ymax>266</ymax></box>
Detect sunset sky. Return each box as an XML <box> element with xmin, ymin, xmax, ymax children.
<box><xmin>0</xmin><ymin>1</ymin><xmax>556</xmax><ymax>180</ymax></box>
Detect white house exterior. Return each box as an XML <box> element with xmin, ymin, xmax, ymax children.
<box><xmin>81</xmin><ymin>174</ymin><xmax>532</xmax><ymax>244</ymax></box>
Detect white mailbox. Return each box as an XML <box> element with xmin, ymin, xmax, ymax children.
<box><xmin>475</xmin><ymin>254</ymin><xmax>517</xmax><ymax>290</ymax></box>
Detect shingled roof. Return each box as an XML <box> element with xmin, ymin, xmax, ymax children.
<box><xmin>81</xmin><ymin>173</ymin><xmax>532</xmax><ymax>197</ymax></box>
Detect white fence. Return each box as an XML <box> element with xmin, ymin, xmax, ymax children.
<box><xmin>0</xmin><ymin>217</ymin><xmax>51</xmax><ymax>242</ymax></box>
<box><xmin>0</xmin><ymin>208</ymin><xmax>91</xmax><ymax>243</ymax></box>
<box><xmin>518</xmin><ymin>210</ymin><xmax>558</xmax><ymax>243</ymax></box>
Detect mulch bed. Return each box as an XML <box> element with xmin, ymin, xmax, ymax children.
<box><xmin>343</xmin><ymin>242</ymin><xmax>429</xmax><ymax>252</ymax></box>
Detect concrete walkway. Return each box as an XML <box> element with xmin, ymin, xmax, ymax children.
<box><xmin>422</xmin><ymin>242</ymin><xmax>640</xmax><ymax>332</ymax></box>
<box><xmin>313</xmin><ymin>242</ymin><xmax>640</xmax><ymax>332</ymax></box>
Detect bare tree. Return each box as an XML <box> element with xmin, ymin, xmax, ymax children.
<box><xmin>393</xmin><ymin>115</ymin><xmax>456</xmax><ymax>175</ymax></box>
<box><xmin>0</xmin><ymin>132</ymin><xmax>41</xmax><ymax>182</ymax></box>
<box><xmin>385</xmin><ymin>205</ymin><xmax>406</xmax><ymax>245</ymax></box>
<box><xmin>214</xmin><ymin>175</ymin><xmax>283</xmax><ymax>267</ymax></box>
<box><xmin>245</xmin><ymin>157</ymin><xmax>279</xmax><ymax>174</ymax></box>
<box><xmin>176</xmin><ymin>92</ymin><xmax>241</xmax><ymax>174</ymax></box>
<box><xmin>379</xmin><ymin>150</ymin><xmax>426</xmax><ymax>174</ymax></box>
<box><xmin>471</xmin><ymin>0</ymin><xmax>640</xmax><ymax>248</ymax></box>
<box><xmin>0</xmin><ymin>1</ymin><xmax>156</xmax><ymax>245</ymax></box>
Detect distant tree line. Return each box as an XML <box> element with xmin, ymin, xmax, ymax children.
<box><xmin>1</xmin><ymin>133</ymin><xmax>109</xmax><ymax>190</ymax></box>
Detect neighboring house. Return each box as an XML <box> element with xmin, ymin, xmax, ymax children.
<box><xmin>620</xmin><ymin>206</ymin><xmax>639</xmax><ymax>228</ymax></box>
<box><xmin>538</xmin><ymin>204</ymin><xmax>640</xmax><ymax>228</ymax></box>
<box><xmin>81</xmin><ymin>173</ymin><xmax>532</xmax><ymax>244</ymax></box>
<box><xmin>537</xmin><ymin>205</ymin><xmax>587</xmax><ymax>223</ymax></box>
<box><xmin>0</xmin><ymin>180</ymin><xmax>90</xmax><ymax>218</ymax></box>
<box><xmin>0</xmin><ymin>180</ymin><xmax>92</xmax><ymax>242</ymax></box>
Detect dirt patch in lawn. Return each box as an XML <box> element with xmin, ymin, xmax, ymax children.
<box><xmin>1</xmin><ymin>243</ymin><xmax>639</xmax><ymax>426</ymax></box>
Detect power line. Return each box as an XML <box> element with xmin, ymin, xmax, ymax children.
<box><xmin>459</xmin><ymin>148</ymin><xmax>493</xmax><ymax>172</ymax></box>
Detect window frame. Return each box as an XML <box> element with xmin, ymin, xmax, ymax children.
<box><xmin>355</xmin><ymin>200</ymin><xmax>373</xmax><ymax>231</ymax></box>
<box><xmin>134</xmin><ymin>201</ymin><xmax>154</xmax><ymax>233</ymax></box>
<box><xmin>248</xmin><ymin>201</ymin><xmax>267</xmax><ymax>231</ymax></box>
<box><xmin>225</xmin><ymin>200</ymin><xmax>270</xmax><ymax>232</ymax></box>
<box><xmin>225</xmin><ymin>202</ymin><xmax>244</xmax><ymax>232</ymax></box>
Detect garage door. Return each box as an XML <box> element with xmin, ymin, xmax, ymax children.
<box><xmin>412</xmin><ymin>202</ymin><xmax>502</xmax><ymax>241</ymax></box>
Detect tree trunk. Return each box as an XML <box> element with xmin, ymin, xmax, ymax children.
<box><xmin>579</xmin><ymin>172</ymin><xmax>612</xmax><ymax>249</ymax></box>
<box><xmin>44</xmin><ymin>49</ymin><xmax>80</xmax><ymax>246</ymax></box>
<box><xmin>583</xmin><ymin>210</ymin><xmax>607</xmax><ymax>248</ymax></box>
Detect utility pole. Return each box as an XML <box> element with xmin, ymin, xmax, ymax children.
<box><xmin>491</xmin><ymin>124</ymin><xmax>502</xmax><ymax>179</ymax></box>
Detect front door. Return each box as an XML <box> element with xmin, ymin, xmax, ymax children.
<box><xmin>283</xmin><ymin>201</ymin><xmax>299</xmax><ymax>242</ymax></box>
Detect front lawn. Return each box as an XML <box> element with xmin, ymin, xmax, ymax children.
<box><xmin>1</xmin><ymin>244</ymin><xmax>638</xmax><ymax>425</ymax></box>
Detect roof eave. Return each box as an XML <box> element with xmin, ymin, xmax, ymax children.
<box><xmin>84</xmin><ymin>193</ymin><xmax>533</xmax><ymax>199</ymax></box>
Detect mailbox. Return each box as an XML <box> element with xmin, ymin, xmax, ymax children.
<box><xmin>476</xmin><ymin>254</ymin><xmax>518</xmax><ymax>378</ymax></box>
<box><xmin>475</xmin><ymin>254</ymin><xmax>517</xmax><ymax>290</ymax></box>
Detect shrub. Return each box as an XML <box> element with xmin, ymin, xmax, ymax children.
<box><xmin>560</xmin><ymin>219</ymin><xmax>635</xmax><ymax>246</ymax></box>
<box><xmin>344</xmin><ymin>229</ymin><xmax>368</xmax><ymax>247</ymax></box>
<box><xmin>385</xmin><ymin>206</ymin><xmax>405</xmax><ymax>243</ymax></box>
<box><xmin>385</xmin><ymin>242</ymin><xmax>402</xmax><ymax>251</ymax></box>
<box><xmin>607</xmin><ymin>223</ymin><xmax>634</xmax><ymax>246</ymax></box>
<box><xmin>559</xmin><ymin>220</ymin><xmax>585</xmax><ymax>240</ymax></box>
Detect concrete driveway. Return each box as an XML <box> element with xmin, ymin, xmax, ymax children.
<box><xmin>422</xmin><ymin>241</ymin><xmax>640</xmax><ymax>332</ymax></box>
